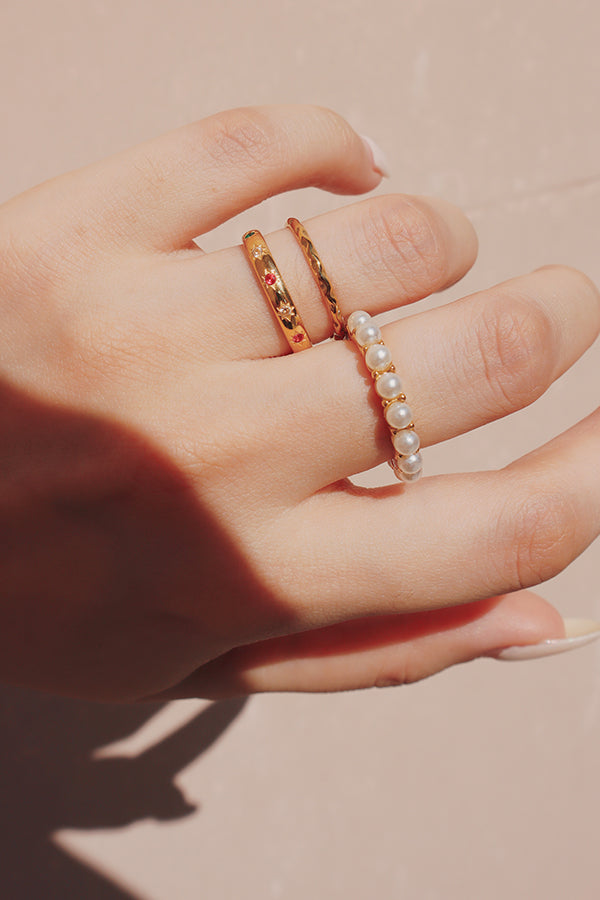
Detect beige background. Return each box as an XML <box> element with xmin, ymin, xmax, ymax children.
<box><xmin>1</xmin><ymin>1</ymin><xmax>600</xmax><ymax>897</ymax></box>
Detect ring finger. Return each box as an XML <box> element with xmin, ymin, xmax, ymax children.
<box><xmin>256</xmin><ymin>263</ymin><xmax>600</xmax><ymax>496</ymax></box>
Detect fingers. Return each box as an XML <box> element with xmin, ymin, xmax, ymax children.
<box><xmin>146</xmin><ymin>592</ymin><xmax>565</xmax><ymax>698</ymax></box>
<box><xmin>259</xmin><ymin>265</ymin><xmax>600</xmax><ymax>493</ymax></box>
<box><xmin>31</xmin><ymin>106</ymin><xmax>385</xmax><ymax>251</ymax></box>
<box><xmin>145</xmin><ymin>390</ymin><xmax>600</xmax><ymax>701</ymax></box>
<box><xmin>166</xmin><ymin>192</ymin><xmax>478</xmax><ymax>359</ymax></box>
<box><xmin>126</xmin><ymin>264</ymin><xmax>598</xmax><ymax>511</ymax></box>
<box><xmin>261</xmin><ymin>406</ymin><xmax>600</xmax><ymax>630</ymax></box>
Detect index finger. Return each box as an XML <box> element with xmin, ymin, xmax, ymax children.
<box><xmin>20</xmin><ymin>106</ymin><xmax>385</xmax><ymax>252</ymax></box>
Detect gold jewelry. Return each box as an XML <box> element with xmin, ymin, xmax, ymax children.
<box><xmin>242</xmin><ymin>229</ymin><xmax>312</xmax><ymax>352</ymax></box>
<box><xmin>346</xmin><ymin>310</ymin><xmax>423</xmax><ymax>483</ymax></box>
<box><xmin>286</xmin><ymin>217</ymin><xmax>346</xmax><ymax>339</ymax></box>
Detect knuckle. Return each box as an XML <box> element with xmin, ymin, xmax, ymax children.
<box><xmin>0</xmin><ymin>179</ymin><xmax>104</xmax><ymax>300</ymax></box>
<box><xmin>357</xmin><ymin>195</ymin><xmax>449</xmax><ymax>296</ymax></box>
<box><xmin>499</xmin><ymin>488</ymin><xmax>579</xmax><ymax>589</ymax></box>
<box><xmin>374</xmin><ymin>667</ymin><xmax>409</xmax><ymax>689</ymax></box>
<box><xmin>471</xmin><ymin>293</ymin><xmax>556</xmax><ymax>414</ymax></box>
<box><xmin>203</xmin><ymin>107</ymin><xmax>277</xmax><ymax>171</ymax></box>
<box><xmin>201</xmin><ymin>105</ymin><xmax>360</xmax><ymax>179</ymax></box>
<box><xmin>373</xmin><ymin>650</ymin><xmax>423</xmax><ymax>689</ymax></box>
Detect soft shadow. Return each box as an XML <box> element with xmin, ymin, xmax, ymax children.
<box><xmin>0</xmin><ymin>374</ymin><xmax>283</xmax><ymax>896</ymax></box>
<box><xmin>0</xmin><ymin>377</ymin><xmax>288</xmax><ymax>700</ymax></box>
<box><xmin>0</xmin><ymin>686</ymin><xmax>247</xmax><ymax>898</ymax></box>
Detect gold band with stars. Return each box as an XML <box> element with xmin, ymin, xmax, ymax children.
<box><xmin>242</xmin><ymin>229</ymin><xmax>312</xmax><ymax>352</ymax></box>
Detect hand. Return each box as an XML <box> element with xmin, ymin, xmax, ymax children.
<box><xmin>1</xmin><ymin>105</ymin><xmax>598</xmax><ymax>702</ymax></box>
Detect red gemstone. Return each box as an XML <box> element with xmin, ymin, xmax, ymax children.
<box><xmin>264</xmin><ymin>272</ymin><xmax>276</xmax><ymax>285</ymax></box>
<box><xmin>292</xmin><ymin>332</ymin><xmax>304</xmax><ymax>343</ymax></box>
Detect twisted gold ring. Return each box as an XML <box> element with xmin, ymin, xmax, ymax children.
<box><xmin>286</xmin><ymin>217</ymin><xmax>346</xmax><ymax>340</ymax></box>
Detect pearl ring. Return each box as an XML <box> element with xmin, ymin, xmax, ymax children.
<box><xmin>346</xmin><ymin>309</ymin><xmax>423</xmax><ymax>483</ymax></box>
<box><xmin>242</xmin><ymin>223</ymin><xmax>423</xmax><ymax>483</ymax></box>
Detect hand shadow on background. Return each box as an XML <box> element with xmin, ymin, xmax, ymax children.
<box><xmin>0</xmin><ymin>377</ymin><xmax>278</xmax><ymax>898</ymax></box>
<box><xmin>0</xmin><ymin>687</ymin><xmax>247</xmax><ymax>899</ymax></box>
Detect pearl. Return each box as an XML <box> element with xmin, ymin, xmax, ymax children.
<box><xmin>375</xmin><ymin>371</ymin><xmax>403</xmax><ymax>400</ymax></box>
<box><xmin>354</xmin><ymin>322</ymin><xmax>382</xmax><ymax>348</ymax></box>
<box><xmin>364</xmin><ymin>343</ymin><xmax>392</xmax><ymax>373</ymax></box>
<box><xmin>347</xmin><ymin>310</ymin><xmax>371</xmax><ymax>333</ymax></box>
<box><xmin>399</xmin><ymin>452</ymin><xmax>423</xmax><ymax>475</ymax></box>
<box><xmin>401</xmin><ymin>468</ymin><xmax>423</xmax><ymax>483</ymax></box>
<box><xmin>385</xmin><ymin>401</ymin><xmax>412</xmax><ymax>430</ymax></box>
<box><xmin>392</xmin><ymin>428</ymin><xmax>420</xmax><ymax>456</ymax></box>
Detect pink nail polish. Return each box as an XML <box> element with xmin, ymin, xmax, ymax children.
<box><xmin>493</xmin><ymin>618</ymin><xmax>600</xmax><ymax>661</ymax></box>
<box><xmin>360</xmin><ymin>134</ymin><xmax>391</xmax><ymax>179</ymax></box>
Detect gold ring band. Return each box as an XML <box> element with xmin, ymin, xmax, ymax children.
<box><xmin>286</xmin><ymin>217</ymin><xmax>346</xmax><ymax>340</ymax></box>
<box><xmin>346</xmin><ymin>309</ymin><xmax>423</xmax><ymax>483</ymax></box>
<box><xmin>242</xmin><ymin>229</ymin><xmax>312</xmax><ymax>353</ymax></box>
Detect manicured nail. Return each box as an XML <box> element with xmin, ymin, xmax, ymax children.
<box><xmin>360</xmin><ymin>134</ymin><xmax>391</xmax><ymax>178</ymax></box>
<box><xmin>494</xmin><ymin>618</ymin><xmax>600</xmax><ymax>661</ymax></box>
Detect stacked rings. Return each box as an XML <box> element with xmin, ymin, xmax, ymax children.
<box><xmin>242</xmin><ymin>229</ymin><xmax>312</xmax><ymax>352</ymax></box>
<box><xmin>242</xmin><ymin>221</ymin><xmax>423</xmax><ymax>484</ymax></box>
<box><xmin>347</xmin><ymin>310</ymin><xmax>423</xmax><ymax>483</ymax></box>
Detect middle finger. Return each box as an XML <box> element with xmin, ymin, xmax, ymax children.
<box><xmin>166</xmin><ymin>193</ymin><xmax>478</xmax><ymax>360</ymax></box>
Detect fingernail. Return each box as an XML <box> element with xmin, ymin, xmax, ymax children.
<box><xmin>360</xmin><ymin>134</ymin><xmax>391</xmax><ymax>178</ymax></box>
<box><xmin>494</xmin><ymin>618</ymin><xmax>600</xmax><ymax>661</ymax></box>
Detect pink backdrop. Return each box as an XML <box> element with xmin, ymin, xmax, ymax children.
<box><xmin>1</xmin><ymin>1</ymin><xmax>599</xmax><ymax>897</ymax></box>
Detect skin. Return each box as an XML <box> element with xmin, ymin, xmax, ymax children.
<box><xmin>0</xmin><ymin>104</ymin><xmax>599</xmax><ymax>703</ymax></box>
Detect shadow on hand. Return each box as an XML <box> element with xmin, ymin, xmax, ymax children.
<box><xmin>0</xmin><ymin>377</ymin><xmax>277</xmax><ymax>895</ymax></box>
<box><xmin>0</xmin><ymin>686</ymin><xmax>247</xmax><ymax>898</ymax></box>
<box><xmin>0</xmin><ymin>377</ymin><xmax>287</xmax><ymax>700</ymax></box>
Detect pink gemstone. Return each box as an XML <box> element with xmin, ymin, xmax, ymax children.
<box><xmin>292</xmin><ymin>332</ymin><xmax>304</xmax><ymax>343</ymax></box>
<box><xmin>264</xmin><ymin>272</ymin><xmax>276</xmax><ymax>285</ymax></box>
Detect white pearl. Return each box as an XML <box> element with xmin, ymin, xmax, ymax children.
<box><xmin>385</xmin><ymin>401</ymin><xmax>412</xmax><ymax>430</ymax></box>
<box><xmin>375</xmin><ymin>371</ymin><xmax>403</xmax><ymax>400</ymax></box>
<box><xmin>399</xmin><ymin>452</ymin><xmax>423</xmax><ymax>475</ymax></box>
<box><xmin>354</xmin><ymin>322</ymin><xmax>382</xmax><ymax>348</ymax></box>
<box><xmin>346</xmin><ymin>310</ymin><xmax>371</xmax><ymax>333</ymax></box>
<box><xmin>401</xmin><ymin>468</ymin><xmax>423</xmax><ymax>483</ymax></box>
<box><xmin>364</xmin><ymin>343</ymin><xmax>392</xmax><ymax>373</ymax></box>
<box><xmin>392</xmin><ymin>429</ymin><xmax>420</xmax><ymax>456</ymax></box>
